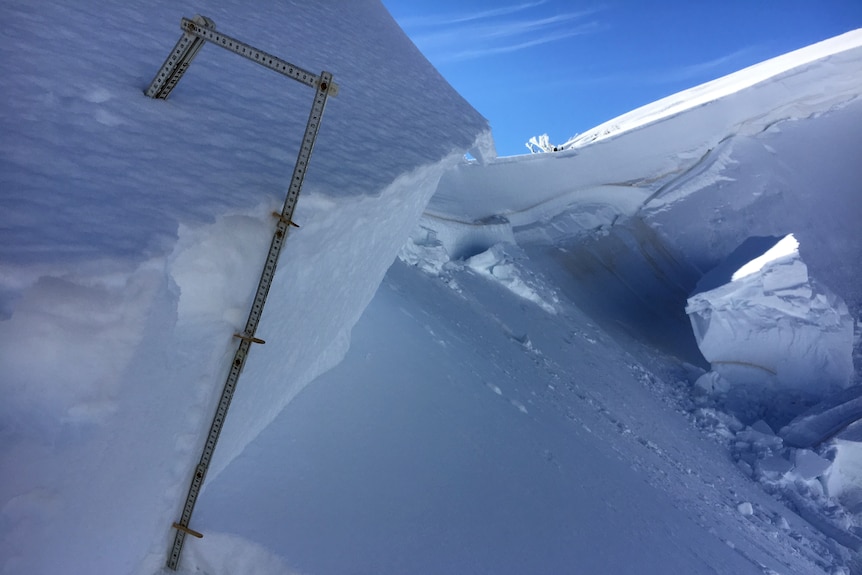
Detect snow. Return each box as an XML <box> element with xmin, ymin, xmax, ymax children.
<box><xmin>183</xmin><ymin>532</ymin><xmax>300</xmax><ymax>575</ymax></box>
<box><xmin>464</xmin><ymin>243</ymin><xmax>558</xmax><ymax>314</ymax></box>
<box><xmin>1</xmin><ymin>2</ymin><xmax>487</xmax><ymax>574</ymax></box>
<box><xmin>562</xmin><ymin>29</ymin><xmax>862</xmax><ymax>149</ymax></box>
<box><xmin>781</xmin><ymin>387</ymin><xmax>862</xmax><ymax>448</ymax></box>
<box><xmin>197</xmin><ymin>259</ymin><xmax>836</xmax><ymax>575</ymax></box>
<box><xmin>794</xmin><ymin>449</ymin><xmax>832</xmax><ymax>481</ymax></box>
<box><xmin>686</xmin><ymin>233</ymin><xmax>854</xmax><ymax>412</ymax></box>
<box><xmin>731</xmin><ymin>234</ymin><xmax>801</xmax><ymax>282</ymax></box>
<box><xmin>827</xmin><ymin>441</ymin><xmax>862</xmax><ymax>511</ymax></box>
<box><xmin>2</xmin><ymin>1</ymin><xmax>862</xmax><ymax>573</ymax></box>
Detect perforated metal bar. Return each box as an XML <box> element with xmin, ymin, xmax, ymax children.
<box><xmin>151</xmin><ymin>16</ymin><xmax>336</xmax><ymax>571</ymax></box>
<box><xmin>179</xmin><ymin>17</ymin><xmax>339</xmax><ymax>96</ymax></box>
<box><xmin>145</xmin><ymin>15</ymin><xmax>214</xmax><ymax>99</ymax></box>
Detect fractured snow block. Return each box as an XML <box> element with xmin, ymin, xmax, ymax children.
<box><xmin>686</xmin><ymin>234</ymin><xmax>854</xmax><ymax>398</ymax></box>
<box><xmin>792</xmin><ymin>449</ymin><xmax>831</xmax><ymax>480</ymax></box>
<box><xmin>398</xmin><ymin>227</ymin><xmax>451</xmax><ymax>276</ymax></box>
<box><xmin>756</xmin><ymin>455</ymin><xmax>793</xmax><ymax>479</ymax></box>
<box><xmin>737</xmin><ymin>427</ymin><xmax>783</xmax><ymax>451</ymax></box>
<box><xmin>750</xmin><ymin>419</ymin><xmax>775</xmax><ymax>436</ymax></box>
<box><xmin>761</xmin><ymin>256</ymin><xmax>809</xmax><ymax>293</ymax></box>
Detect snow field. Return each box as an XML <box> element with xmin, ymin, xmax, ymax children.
<box><xmin>562</xmin><ymin>29</ymin><xmax>862</xmax><ymax>148</ymax></box>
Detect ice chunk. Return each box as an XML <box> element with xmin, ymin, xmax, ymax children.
<box><xmin>792</xmin><ymin>449</ymin><xmax>832</xmax><ymax>480</ymax></box>
<box><xmin>737</xmin><ymin>501</ymin><xmax>754</xmax><ymax>516</ymax></box>
<box><xmin>750</xmin><ymin>420</ymin><xmax>776</xmax><ymax>436</ymax></box>
<box><xmin>737</xmin><ymin>427</ymin><xmax>783</xmax><ymax>452</ymax></box>
<box><xmin>398</xmin><ymin>227</ymin><xmax>451</xmax><ymax>276</ymax></box>
<box><xmin>757</xmin><ymin>455</ymin><xmax>794</xmax><ymax>479</ymax></box>
<box><xmin>686</xmin><ymin>234</ymin><xmax>854</xmax><ymax>401</ymax></box>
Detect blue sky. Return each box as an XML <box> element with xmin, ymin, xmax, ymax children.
<box><xmin>382</xmin><ymin>0</ymin><xmax>862</xmax><ymax>157</ymax></box>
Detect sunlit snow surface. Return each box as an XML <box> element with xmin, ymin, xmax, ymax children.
<box><xmin>731</xmin><ymin>234</ymin><xmax>800</xmax><ymax>282</ymax></box>
<box><xmin>2</xmin><ymin>1</ymin><xmax>862</xmax><ymax>574</ymax></box>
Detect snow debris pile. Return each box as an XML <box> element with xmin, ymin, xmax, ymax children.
<box><xmin>683</xmin><ymin>232</ymin><xmax>861</xmax><ymax>555</ymax></box>
<box><xmin>692</xmin><ymin>405</ymin><xmax>862</xmax><ymax>553</ymax></box>
<box><xmin>399</xmin><ymin>214</ymin><xmax>516</xmax><ymax>266</ymax></box>
<box><xmin>464</xmin><ymin>244</ymin><xmax>559</xmax><ymax>314</ymax></box>
<box><xmin>686</xmin><ymin>233</ymin><xmax>855</xmax><ymax>420</ymax></box>
<box><xmin>398</xmin><ymin>216</ymin><xmax>558</xmax><ymax>313</ymax></box>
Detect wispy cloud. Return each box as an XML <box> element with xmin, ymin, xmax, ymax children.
<box><xmin>398</xmin><ymin>1</ymin><xmax>548</xmax><ymax>28</ymax></box>
<box><xmin>653</xmin><ymin>48</ymin><xmax>755</xmax><ymax>83</ymax></box>
<box><xmin>397</xmin><ymin>2</ymin><xmax>603</xmax><ymax>63</ymax></box>
<box><xmin>444</xmin><ymin>22</ymin><xmax>600</xmax><ymax>61</ymax></box>
<box><xmin>526</xmin><ymin>46</ymin><xmax>759</xmax><ymax>93</ymax></box>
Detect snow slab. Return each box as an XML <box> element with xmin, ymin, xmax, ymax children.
<box><xmin>686</xmin><ymin>233</ymin><xmax>854</xmax><ymax>401</ymax></box>
<box><xmin>0</xmin><ymin>2</ymin><xmax>487</xmax><ymax>574</ymax></box>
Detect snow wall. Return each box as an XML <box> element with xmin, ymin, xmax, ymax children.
<box><xmin>0</xmin><ymin>2</ymin><xmax>488</xmax><ymax>574</ymax></box>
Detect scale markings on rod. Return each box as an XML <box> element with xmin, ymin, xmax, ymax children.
<box><xmin>144</xmin><ymin>14</ymin><xmax>337</xmax><ymax>571</ymax></box>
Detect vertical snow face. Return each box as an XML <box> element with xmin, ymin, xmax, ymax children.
<box><xmin>686</xmin><ymin>234</ymin><xmax>854</xmax><ymax>408</ymax></box>
<box><xmin>0</xmin><ymin>2</ymin><xmax>488</xmax><ymax>574</ymax></box>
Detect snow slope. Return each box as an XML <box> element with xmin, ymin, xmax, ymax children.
<box><xmin>2</xmin><ymin>0</ymin><xmax>861</xmax><ymax>573</ymax></box>
<box><xmin>196</xmin><ymin>258</ymin><xmax>847</xmax><ymax>575</ymax></box>
<box><xmin>1</xmin><ymin>2</ymin><xmax>487</xmax><ymax>574</ymax></box>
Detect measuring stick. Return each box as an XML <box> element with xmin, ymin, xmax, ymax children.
<box><xmin>146</xmin><ymin>15</ymin><xmax>335</xmax><ymax>571</ymax></box>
